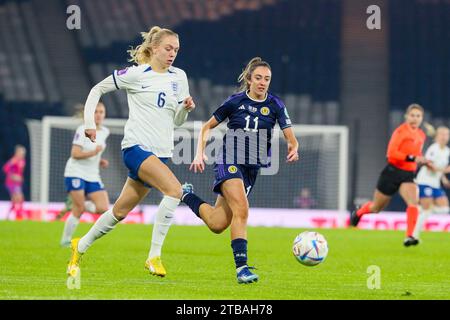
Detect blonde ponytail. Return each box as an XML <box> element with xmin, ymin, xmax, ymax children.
<box><xmin>128</xmin><ymin>26</ymin><xmax>178</xmax><ymax>65</ymax></box>
<box><xmin>237</xmin><ymin>57</ymin><xmax>271</xmax><ymax>92</ymax></box>
<box><xmin>423</xmin><ymin>122</ymin><xmax>436</xmax><ymax>138</ymax></box>
<box><xmin>73</xmin><ymin>102</ymin><xmax>104</xmax><ymax>121</ymax></box>
<box><xmin>423</xmin><ymin>123</ymin><xmax>450</xmax><ymax>140</ymax></box>
<box><xmin>73</xmin><ymin>103</ymin><xmax>85</xmax><ymax>120</ymax></box>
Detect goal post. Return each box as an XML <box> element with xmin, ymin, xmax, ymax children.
<box><xmin>27</xmin><ymin>116</ymin><xmax>349</xmax><ymax>215</ymax></box>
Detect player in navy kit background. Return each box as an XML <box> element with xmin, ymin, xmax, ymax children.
<box><xmin>182</xmin><ymin>57</ymin><xmax>299</xmax><ymax>284</ymax></box>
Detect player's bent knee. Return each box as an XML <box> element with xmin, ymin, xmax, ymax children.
<box><xmin>72</xmin><ymin>203</ymin><xmax>85</xmax><ymax>214</ymax></box>
<box><xmin>233</xmin><ymin>209</ymin><xmax>249</xmax><ymax>221</ymax></box>
<box><xmin>163</xmin><ymin>184</ymin><xmax>182</xmax><ymax>200</ymax></box>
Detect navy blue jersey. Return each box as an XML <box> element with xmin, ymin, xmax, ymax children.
<box><xmin>213</xmin><ymin>91</ymin><xmax>292</xmax><ymax>168</ymax></box>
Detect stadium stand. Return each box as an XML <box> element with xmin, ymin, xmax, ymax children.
<box><xmin>0</xmin><ymin>0</ymin><xmax>63</xmax><ymax>200</ymax></box>
<box><xmin>68</xmin><ymin>0</ymin><xmax>341</xmax><ymax>123</ymax></box>
<box><xmin>389</xmin><ymin>0</ymin><xmax>450</xmax><ymax>128</ymax></box>
<box><xmin>3</xmin><ymin>0</ymin><xmax>448</xmax><ymax>206</ymax></box>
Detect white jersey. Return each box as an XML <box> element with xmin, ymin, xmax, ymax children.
<box><xmin>83</xmin><ymin>64</ymin><xmax>191</xmax><ymax>158</ymax></box>
<box><xmin>64</xmin><ymin>125</ymin><xmax>110</xmax><ymax>182</ymax></box>
<box><xmin>416</xmin><ymin>143</ymin><xmax>450</xmax><ymax>188</ymax></box>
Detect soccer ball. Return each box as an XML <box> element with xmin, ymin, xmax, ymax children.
<box><xmin>292</xmin><ymin>231</ymin><xmax>328</xmax><ymax>266</ymax></box>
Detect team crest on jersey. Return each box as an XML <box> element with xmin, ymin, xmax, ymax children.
<box><xmin>117</xmin><ymin>67</ymin><xmax>128</xmax><ymax>76</ymax></box>
<box><xmin>260</xmin><ymin>107</ymin><xmax>270</xmax><ymax>116</ymax></box>
<box><xmin>228</xmin><ymin>165</ymin><xmax>238</xmax><ymax>174</ymax></box>
<box><xmin>171</xmin><ymin>81</ymin><xmax>178</xmax><ymax>95</ymax></box>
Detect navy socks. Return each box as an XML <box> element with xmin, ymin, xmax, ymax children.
<box><xmin>231</xmin><ymin>238</ymin><xmax>248</xmax><ymax>269</ymax></box>
<box><xmin>181</xmin><ymin>192</ymin><xmax>206</xmax><ymax>217</ymax></box>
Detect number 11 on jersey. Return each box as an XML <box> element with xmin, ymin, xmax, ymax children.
<box><xmin>244</xmin><ymin>115</ymin><xmax>259</xmax><ymax>132</ymax></box>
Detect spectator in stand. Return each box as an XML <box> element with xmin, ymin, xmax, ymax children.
<box><xmin>293</xmin><ymin>187</ymin><xmax>316</xmax><ymax>209</ymax></box>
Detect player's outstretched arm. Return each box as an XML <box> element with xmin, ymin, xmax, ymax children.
<box><xmin>71</xmin><ymin>145</ymin><xmax>103</xmax><ymax>160</ymax></box>
<box><xmin>190</xmin><ymin>116</ymin><xmax>219</xmax><ymax>173</ymax></box>
<box><xmin>282</xmin><ymin>127</ymin><xmax>299</xmax><ymax>163</ymax></box>
<box><xmin>83</xmin><ymin>76</ymin><xmax>117</xmax><ymax>142</ymax></box>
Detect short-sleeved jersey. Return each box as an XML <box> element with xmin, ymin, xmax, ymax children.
<box><xmin>416</xmin><ymin>143</ymin><xmax>450</xmax><ymax>188</ymax></box>
<box><xmin>112</xmin><ymin>64</ymin><xmax>190</xmax><ymax>157</ymax></box>
<box><xmin>386</xmin><ymin>123</ymin><xmax>426</xmax><ymax>172</ymax></box>
<box><xmin>64</xmin><ymin>125</ymin><xmax>110</xmax><ymax>182</ymax></box>
<box><xmin>213</xmin><ymin>91</ymin><xmax>292</xmax><ymax>168</ymax></box>
<box><xmin>2</xmin><ymin>158</ymin><xmax>25</xmax><ymax>186</ymax></box>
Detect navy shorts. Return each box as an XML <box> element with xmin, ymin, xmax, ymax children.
<box><xmin>213</xmin><ymin>163</ymin><xmax>259</xmax><ymax>197</ymax></box>
<box><xmin>122</xmin><ymin>145</ymin><xmax>169</xmax><ymax>188</ymax></box>
<box><xmin>418</xmin><ymin>184</ymin><xmax>446</xmax><ymax>199</ymax></box>
<box><xmin>64</xmin><ymin>177</ymin><xmax>104</xmax><ymax>195</ymax></box>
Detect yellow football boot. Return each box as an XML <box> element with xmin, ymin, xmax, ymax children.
<box><xmin>145</xmin><ymin>256</ymin><xmax>166</xmax><ymax>277</ymax></box>
<box><xmin>67</xmin><ymin>238</ymin><xmax>83</xmax><ymax>277</ymax></box>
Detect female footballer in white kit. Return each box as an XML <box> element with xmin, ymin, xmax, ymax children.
<box><xmin>60</xmin><ymin>102</ymin><xmax>110</xmax><ymax>247</ymax></box>
<box><xmin>414</xmin><ymin>126</ymin><xmax>450</xmax><ymax>240</ymax></box>
<box><xmin>67</xmin><ymin>26</ymin><xmax>195</xmax><ymax>278</ymax></box>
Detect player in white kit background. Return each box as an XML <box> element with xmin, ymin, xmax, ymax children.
<box><xmin>67</xmin><ymin>26</ymin><xmax>195</xmax><ymax>278</ymax></box>
<box><xmin>414</xmin><ymin>126</ymin><xmax>450</xmax><ymax>240</ymax></box>
<box><xmin>60</xmin><ymin>102</ymin><xmax>110</xmax><ymax>247</ymax></box>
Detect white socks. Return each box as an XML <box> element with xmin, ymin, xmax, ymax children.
<box><xmin>61</xmin><ymin>214</ymin><xmax>80</xmax><ymax>244</ymax></box>
<box><xmin>78</xmin><ymin>209</ymin><xmax>119</xmax><ymax>253</ymax></box>
<box><xmin>432</xmin><ymin>206</ymin><xmax>449</xmax><ymax>215</ymax></box>
<box><xmin>413</xmin><ymin>205</ymin><xmax>449</xmax><ymax>239</ymax></box>
<box><xmin>413</xmin><ymin>208</ymin><xmax>431</xmax><ymax>239</ymax></box>
<box><xmin>148</xmin><ymin>196</ymin><xmax>180</xmax><ymax>259</ymax></box>
<box><xmin>84</xmin><ymin>201</ymin><xmax>97</xmax><ymax>213</ymax></box>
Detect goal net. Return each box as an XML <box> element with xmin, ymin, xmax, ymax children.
<box><xmin>27</xmin><ymin>117</ymin><xmax>348</xmax><ymax>213</ymax></box>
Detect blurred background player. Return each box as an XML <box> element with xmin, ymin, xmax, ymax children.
<box><xmin>414</xmin><ymin>126</ymin><xmax>450</xmax><ymax>240</ymax></box>
<box><xmin>2</xmin><ymin>145</ymin><xmax>26</xmax><ymax>220</ymax></box>
<box><xmin>183</xmin><ymin>57</ymin><xmax>299</xmax><ymax>284</ymax></box>
<box><xmin>350</xmin><ymin>104</ymin><xmax>431</xmax><ymax>246</ymax></box>
<box><xmin>59</xmin><ymin>102</ymin><xmax>110</xmax><ymax>247</ymax></box>
<box><xmin>67</xmin><ymin>26</ymin><xmax>195</xmax><ymax>278</ymax></box>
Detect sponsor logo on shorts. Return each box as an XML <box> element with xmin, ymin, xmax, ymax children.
<box><xmin>228</xmin><ymin>165</ymin><xmax>238</xmax><ymax>174</ymax></box>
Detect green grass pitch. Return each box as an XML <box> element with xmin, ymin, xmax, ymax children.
<box><xmin>0</xmin><ymin>220</ymin><xmax>449</xmax><ymax>300</ymax></box>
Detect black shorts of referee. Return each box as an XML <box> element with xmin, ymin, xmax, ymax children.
<box><xmin>376</xmin><ymin>163</ymin><xmax>416</xmax><ymax>196</ymax></box>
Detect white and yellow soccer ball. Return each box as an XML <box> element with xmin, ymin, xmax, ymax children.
<box><xmin>292</xmin><ymin>231</ymin><xmax>328</xmax><ymax>266</ymax></box>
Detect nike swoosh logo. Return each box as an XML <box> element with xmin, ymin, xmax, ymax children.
<box><xmin>142</xmin><ymin>85</ymin><xmax>151</xmax><ymax>89</ymax></box>
<box><xmin>165</xmin><ymin>215</ymin><xmax>173</xmax><ymax>219</ymax></box>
